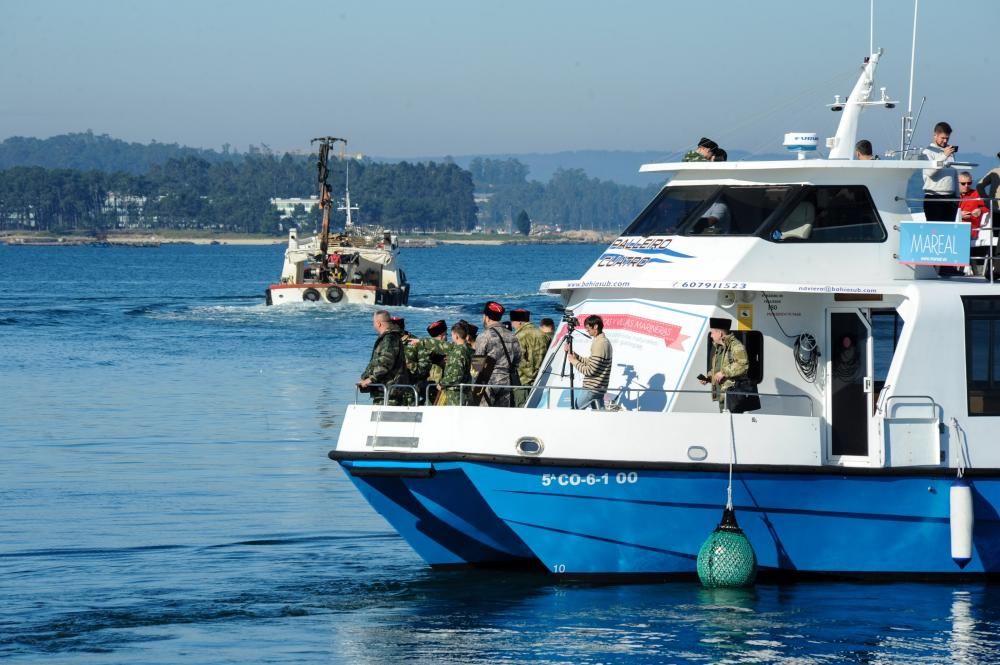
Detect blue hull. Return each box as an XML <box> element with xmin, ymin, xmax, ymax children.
<box><xmin>338</xmin><ymin>460</ymin><xmax>536</xmax><ymax>567</ymax></box>
<box><xmin>459</xmin><ymin>463</ymin><xmax>1000</xmax><ymax>575</ymax></box>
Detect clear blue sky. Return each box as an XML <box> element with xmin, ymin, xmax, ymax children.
<box><xmin>2</xmin><ymin>0</ymin><xmax>998</xmax><ymax>158</ymax></box>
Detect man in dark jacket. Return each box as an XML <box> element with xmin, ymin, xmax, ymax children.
<box><xmin>358</xmin><ymin>310</ymin><xmax>410</xmax><ymax>405</ymax></box>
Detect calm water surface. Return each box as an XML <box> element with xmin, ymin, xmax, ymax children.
<box><xmin>1</xmin><ymin>243</ymin><xmax>998</xmax><ymax>664</ymax></box>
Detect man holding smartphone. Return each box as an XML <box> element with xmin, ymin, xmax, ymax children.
<box><xmin>921</xmin><ymin>121</ymin><xmax>959</xmax><ymax>222</ymax></box>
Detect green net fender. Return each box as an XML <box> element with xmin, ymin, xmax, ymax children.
<box><xmin>696</xmin><ymin>507</ymin><xmax>758</xmax><ymax>588</ymax></box>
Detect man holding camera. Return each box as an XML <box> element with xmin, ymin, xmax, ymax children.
<box><xmin>563</xmin><ymin>314</ymin><xmax>612</xmax><ymax>410</ymax></box>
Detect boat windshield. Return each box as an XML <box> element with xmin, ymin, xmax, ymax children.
<box><xmin>622</xmin><ymin>185</ymin><xmax>800</xmax><ymax>237</ymax></box>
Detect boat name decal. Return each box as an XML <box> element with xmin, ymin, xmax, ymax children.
<box><xmin>594</xmin><ymin>236</ymin><xmax>693</xmax><ymax>269</ymax></box>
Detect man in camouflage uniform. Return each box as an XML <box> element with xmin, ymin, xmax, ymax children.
<box><xmin>358</xmin><ymin>310</ymin><xmax>411</xmax><ymax>406</ymax></box>
<box><xmin>510</xmin><ymin>309</ymin><xmax>549</xmax><ymax>406</ymax></box>
<box><xmin>418</xmin><ymin>319</ymin><xmax>449</xmax><ymax>404</ymax></box>
<box><xmin>438</xmin><ymin>321</ymin><xmax>473</xmax><ymax>405</ymax></box>
<box><xmin>539</xmin><ymin>318</ymin><xmax>555</xmax><ymax>348</ymax></box>
<box><xmin>698</xmin><ymin>317</ymin><xmax>749</xmax><ymax>412</ymax></box>
<box><xmin>393</xmin><ymin>316</ymin><xmax>430</xmax><ymax>405</ymax></box>
<box><xmin>474</xmin><ymin>301</ymin><xmax>522</xmax><ymax>407</ymax></box>
<box><xmin>683</xmin><ymin>136</ymin><xmax>719</xmax><ymax>162</ymax></box>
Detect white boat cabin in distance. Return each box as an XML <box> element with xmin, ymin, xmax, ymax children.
<box><xmin>266</xmin><ymin>136</ymin><xmax>410</xmax><ymax>307</ymax></box>
<box><xmin>329</xmin><ymin>49</ymin><xmax>1000</xmax><ymax>576</ymax></box>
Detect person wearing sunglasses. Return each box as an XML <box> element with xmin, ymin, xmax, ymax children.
<box><xmin>959</xmin><ymin>171</ymin><xmax>990</xmax><ymax>240</ymax></box>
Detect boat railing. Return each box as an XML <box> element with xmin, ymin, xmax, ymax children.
<box><xmin>356</xmin><ymin>382</ymin><xmax>814</xmax><ymax>416</ymax></box>
<box><xmin>354</xmin><ymin>383</ymin><xmax>420</xmax><ymax>405</ymax></box>
<box><xmin>882</xmin><ymin>394</ymin><xmax>940</xmax><ymax>421</ymax></box>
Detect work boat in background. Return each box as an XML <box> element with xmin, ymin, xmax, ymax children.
<box><xmin>266</xmin><ymin>137</ymin><xmax>410</xmax><ymax>307</ymax></box>
<box><xmin>329</xmin><ymin>50</ymin><xmax>1000</xmax><ymax>576</ymax></box>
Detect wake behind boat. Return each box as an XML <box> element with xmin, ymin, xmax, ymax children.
<box><xmin>329</xmin><ymin>45</ymin><xmax>1000</xmax><ymax>577</ymax></box>
<box><xmin>266</xmin><ymin>137</ymin><xmax>410</xmax><ymax>307</ymax></box>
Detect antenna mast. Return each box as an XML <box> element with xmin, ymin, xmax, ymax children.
<box><xmin>901</xmin><ymin>0</ymin><xmax>919</xmax><ymax>157</ymax></box>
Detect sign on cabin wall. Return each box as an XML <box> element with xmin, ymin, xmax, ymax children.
<box><xmin>897</xmin><ymin>221</ymin><xmax>971</xmax><ymax>266</ymax></box>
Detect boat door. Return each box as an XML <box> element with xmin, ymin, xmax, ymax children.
<box><xmin>826</xmin><ymin>310</ymin><xmax>873</xmax><ymax>461</ymax></box>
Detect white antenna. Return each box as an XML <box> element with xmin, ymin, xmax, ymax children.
<box><xmin>869</xmin><ymin>0</ymin><xmax>875</xmax><ymax>56</ymax></box>
<box><xmin>900</xmin><ymin>0</ymin><xmax>919</xmax><ymax>156</ymax></box>
<box><xmin>336</xmin><ymin>142</ymin><xmax>359</xmax><ymax>228</ymax></box>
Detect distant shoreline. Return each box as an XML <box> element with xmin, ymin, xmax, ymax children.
<box><xmin>2</xmin><ymin>231</ymin><xmax>614</xmax><ymax>247</ymax></box>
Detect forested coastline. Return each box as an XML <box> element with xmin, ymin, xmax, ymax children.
<box><xmin>0</xmin><ymin>133</ymin><xmax>658</xmax><ymax>235</ymax></box>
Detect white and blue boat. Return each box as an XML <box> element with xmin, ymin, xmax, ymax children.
<box><xmin>330</xmin><ymin>49</ymin><xmax>1000</xmax><ymax>577</ymax></box>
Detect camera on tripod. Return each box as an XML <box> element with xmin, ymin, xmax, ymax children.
<box><xmin>562</xmin><ymin>308</ymin><xmax>578</xmax><ymax>331</ymax></box>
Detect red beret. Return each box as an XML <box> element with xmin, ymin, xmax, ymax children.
<box><xmin>484</xmin><ymin>301</ymin><xmax>505</xmax><ymax>320</ymax></box>
<box><xmin>426</xmin><ymin>320</ymin><xmax>447</xmax><ymax>337</ymax></box>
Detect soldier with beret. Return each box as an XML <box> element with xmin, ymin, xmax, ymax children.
<box><xmin>393</xmin><ymin>316</ymin><xmax>429</xmax><ymax>404</ymax></box>
<box><xmin>510</xmin><ymin>309</ymin><xmax>549</xmax><ymax>406</ymax></box>
<box><xmin>438</xmin><ymin>321</ymin><xmax>473</xmax><ymax>406</ymax></box>
<box><xmin>698</xmin><ymin>317</ymin><xmax>749</xmax><ymax>412</ymax></box>
<box><xmin>474</xmin><ymin>301</ymin><xmax>522</xmax><ymax>407</ymax></box>
<box><xmin>418</xmin><ymin>319</ymin><xmax>449</xmax><ymax>404</ymax></box>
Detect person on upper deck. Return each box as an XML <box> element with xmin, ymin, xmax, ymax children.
<box><xmin>922</xmin><ymin>121</ymin><xmax>959</xmax><ymax>221</ymax></box>
<box><xmin>699</xmin><ymin>317</ymin><xmax>749</xmax><ymax>413</ymax></box>
<box><xmin>976</xmin><ymin>153</ymin><xmax>1000</xmax><ymax>222</ymax></box>
<box><xmin>683</xmin><ymin>137</ymin><xmax>719</xmax><ymax>162</ymax></box>
<box><xmin>855</xmin><ymin>139</ymin><xmax>878</xmax><ymax>160</ymax></box>
<box><xmin>959</xmin><ymin>171</ymin><xmax>989</xmax><ymax>240</ymax></box>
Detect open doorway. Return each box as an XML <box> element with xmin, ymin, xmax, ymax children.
<box><xmin>829</xmin><ymin>311</ymin><xmax>871</xmax><ymax>457</ymax></box>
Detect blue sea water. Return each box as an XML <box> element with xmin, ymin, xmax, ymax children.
<box><xmin>1</xmin><ymin>242</ymin><xmax>999</xmax><ymax>664</ymax></box>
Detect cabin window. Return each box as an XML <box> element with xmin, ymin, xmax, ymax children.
<box><xmin>963</xmin><ymin>296</ymin><xmax>1000</xmax><ymax>416</ymax></box>
<box><xmin>768</xmin><ymin>185</ymin><xmax>886</xmax><ymax>243</ymax></box>
<box><xmin>622</xmin><ymin>185</ymin><xmax>798</xmax><ymax>237</ymax></box>
<box><xmin>622</xmin><ymin>185</ymin><xmax>718</xmax><ymax>236</ymax></box>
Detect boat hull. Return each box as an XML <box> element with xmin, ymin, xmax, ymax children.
<box><xmin>337</xmin><ymin>459</ymin><xmax>537</xmax><ymax>567</ymax></box>
<box><xmin>335</xmin><ymin>453</ymin><xmax>1000</xmax><ymax>576</ymax></box>
<box><xmin>458</xmin><ymin>462</ymin><xmax>1000</xmax><ymax>576</ymax></box>
<box><xmin>265</xmin><ymin>283</ymin><xmax>408</xmax><ymax>307</ymax></box>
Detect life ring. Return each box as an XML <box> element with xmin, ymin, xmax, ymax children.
<box><xmin>326</xmin><ymin>286</ymin><xmax>344</xmax><ymax>303</ymax></box>
<box><xmin>302</xmin><ymin>288</ymin><xmax>321</xmax><ymax>302</ymax></box>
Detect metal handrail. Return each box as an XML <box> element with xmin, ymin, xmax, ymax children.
<box><xmin>883</xmin><ymin>394</ymin><xmax>940</xmax><ymax>421</ymax></box>
<box><xmin>434</xmin><ymin>382</ymin><xmax>814</xmax><ymax>416</ymax></box>
<box><xmin>353</xmin><ymin>383</ymin><xmax>419</xmax><ymax>405</ymax></box>
<box><xmin>354</xmin><ymin>381</ymin><xmax>816</xmax><ymax>415</ymax></box>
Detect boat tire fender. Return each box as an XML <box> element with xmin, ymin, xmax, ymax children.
<box><xmin>326</xmin><ymin>286</ymin><xmax>344</xmax><ymax>303</ymax></box>
<box><xmin>302</xmin><ymin>288</ymin><xmax>321</xmax><ymax>302</ymax></box>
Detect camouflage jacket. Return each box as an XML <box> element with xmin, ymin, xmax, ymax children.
<box><xmin>474</xmin><ymin>323</ymin><xmax>522</xmax><ymax>386</ymax></box>
<box><xmin>710</xmin><ymin>334</ymin><xmax>749</xmax><ymax>402</ymax></box>
<box><xmin>682</xmin><ymin>150</ymin><xmax>707</xmax><ymax>162</ymax></box>
<box><xmin>419</xmin><ymin>337</ymin><xmax>449</xmax><ymax>383</ymax></box>
<box><xmin>514</xmin><ymin>322</ymin><xmax>549</xmax><ymax>386</ymax></box>
<box><xmin>361</xmin><ymin>330</ymin><xmax>409</xmax><ymax>403</ymax></box>
<box><xmin>402</xmin><ymin>332</ymin><xmax>432</xmax><ymax>382</ymax></box>
<box><xmin>439</xmin><ymin>341</ymin><xmax>472</xmax><ymax>405</ymax></box>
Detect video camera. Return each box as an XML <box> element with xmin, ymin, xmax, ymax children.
<box><xmin>562</xmin><ymin>308</ymin><xmax>578</xmax><ymax>331</ymax></box>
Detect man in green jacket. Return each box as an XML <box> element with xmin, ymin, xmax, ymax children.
<box><xmin>438</xmin><ymin>322</ymin><xmax>473</xmax><ymax>406</ymax></box>
<box><xmin>511</xmin><ymin>309</ymin><xmax>549</xmax><ymax>406</ymax></box>
<box><xmin>358</xmin><ymin>310</ymin><xmax>411</xmax><ymax>405</ymax></box>
<box><xmin>698</xmin><ymin>317</ymin><xmax>749</xmax><ymax>412</ymax></box>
